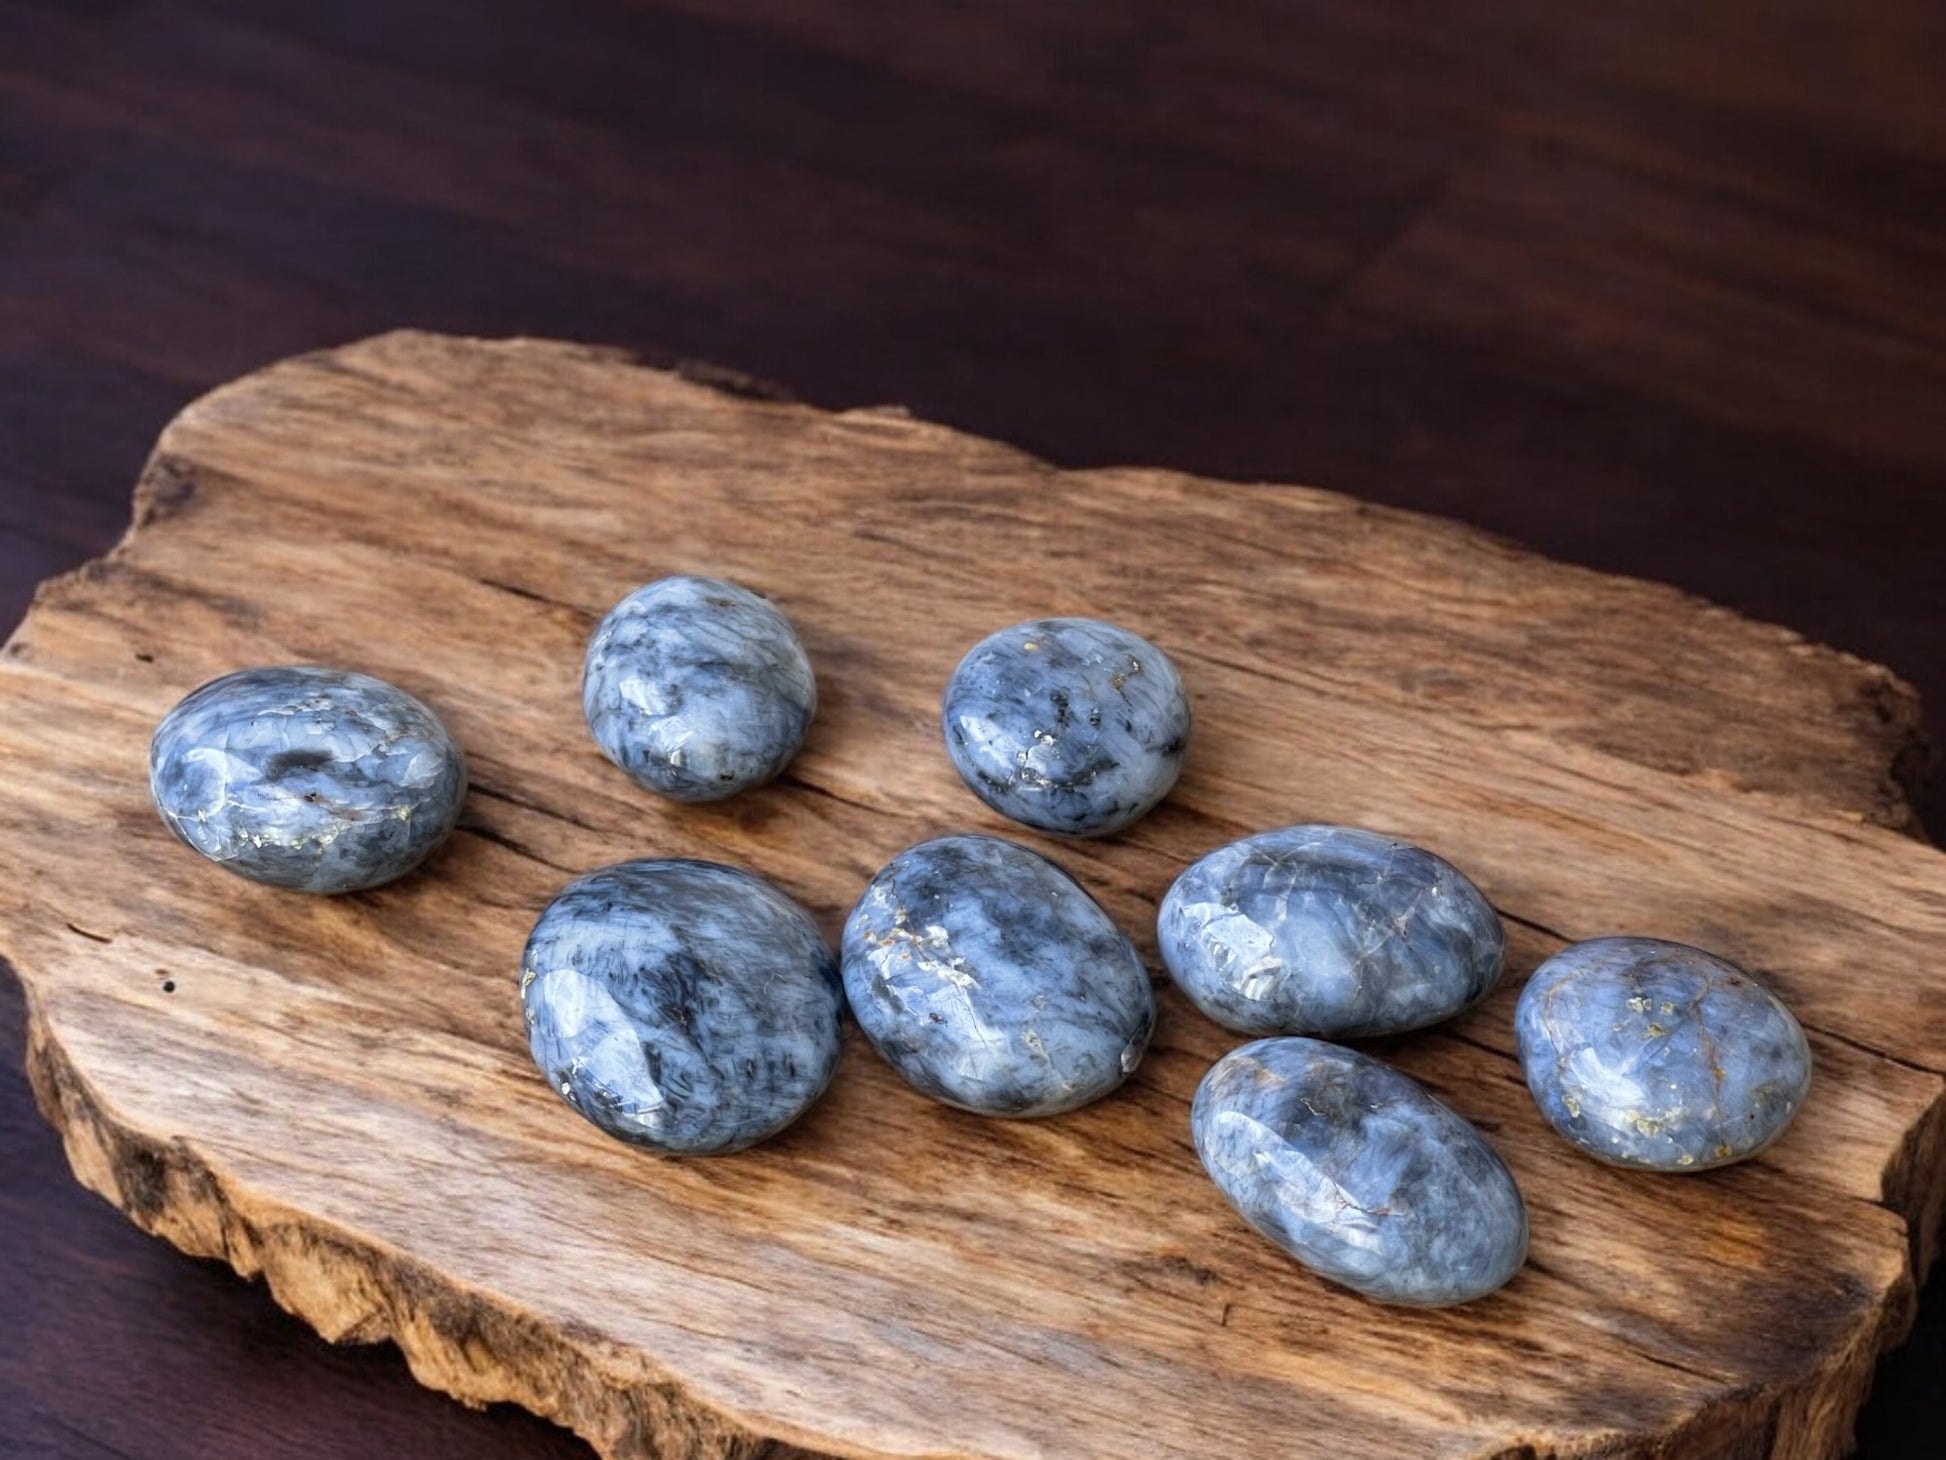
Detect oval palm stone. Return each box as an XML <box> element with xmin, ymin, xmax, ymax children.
<box><xmin>148</xmin><ymin>665</ymin><xmax>465</xmax><ymax>894</ymax></box>
<box><xmin>521</xmin><ymin>859</ymin><xmax>843</xmax><ymax>1155</ymax></box>
<box><xmin>842</xmin><ymin>834</ymin><xmax>1154</xmax><ymax>1116</ymax></box>
<box><xmin>1192</xmin><ymin>1037</ymin><xmax>1529</xmax><ymax>1306</ymax></box>
<box><xmin>1159</xmin><ymin>824</ymin><xmax>1503</xmax><ymax>1038</ymax></box>
<box><xmin>1515</xmin><ymin>936</ymin><xmax>1812</xmax><ymax>1171</ymax></box>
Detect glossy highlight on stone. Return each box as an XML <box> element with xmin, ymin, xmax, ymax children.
<box><xmin>583</xmin><ymin>575</ymin><xmax>816</xmax><ymax>802</ymax></box>
<box><xmin>1515</xmin><ymin>937</ymin><xmax>1812</xmax><ymax>1172</ymax></box>
<box><xmin>148</xmin><ymin>665</ymin><xmax>466</xmax><ymax>893</ymax></box>
<box><xmin>1158</xmin><ymin>824</ymin><xmax>1504</xmax><ymax>1038</ymax></box>
<box><xmin>1192</xmin><ymin>1037</ymin><xmax>1528</xmax><ymax>1306</ymax></box>
<box><xmin>942</xmin><ymin>616</ymin><xmax>1190</xmax><ymax>837</ymax></box>
<box><xmin>842</xmin><ymin>834</ymin><xmax>1155</xmax><ymax>1116</ymax></box>
<box><xmin>521</xmin><ymin>859</ymin><xmax>842</xmax><ymax>1155</ymax></box>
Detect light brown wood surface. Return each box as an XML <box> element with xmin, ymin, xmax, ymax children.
<box><xmin>2</xmin><ymin>331</ymin><xmax>1943</xmax><ymax>1460</ymax></box>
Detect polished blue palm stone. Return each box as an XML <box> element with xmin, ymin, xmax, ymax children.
<box><xmin>583</xmin><ymin>575</ymin><xmax>816</xmax><ymax>802</ymax></box>
<box><xmin>842</xmin><ymin>834</ymin><xmax>1155</xmax><ymax>1116</ymax></box>
<box><xmin>1192</xmin><ymin>1037</ymin><xmax>1528</xmax><ymax>1306</ymax></box>
<box><xmin>1158</xmin><ymin>824</ymin><xmax>1504</xmax><ymax>1038</ymax></box>
<box><xmin>942</xmin><ymin>616</ymin><xmax>1190</xmax><ymax>837</ymax></box>
<box><xmin>1515</xmin><ymin>937</ymin><xmax>1812</xmax><ymax>1171</ymax></box>
<box><xmin>520</xmin><ymin>859</ymin><xmax>843</xmax><ymax>1155</ymax></box>
<box><xmin>148</xmin><ymin>665</ymin><xmax>466</xmax><ymax>893</ymax></box>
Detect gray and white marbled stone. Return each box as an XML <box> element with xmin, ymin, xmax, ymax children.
<box><xmin>1192</xmin><ymin>1037</ymin><xmax>1529</xmax><ymax>1306</ymax></box>
<box><xmin>842</xmin><ymin>834</ymin><xmax>1155</xmax><ymax>1116</ymax></box>
<box><xmin>1158</xmin><ymin>824</ymin><xmax>1504</xmax><ymax>1039</ymax></box>
<box><xmin>520</xmin><ymin>859</ymin><xmax>843</xmax><ymax>1155</ymax></box>
<box><xmin>942</xmin><ymin>617</ymin><xmax>1190</xmax><ymax>837</ymax></box>
<box><xmin>148</xmin><ymin>665</ymin><xmax>466</xmax><ymax>893</ymax></box>
<box><xmin>1515</xmin><ymin>937</ymin><xmax>1812</xmax><ymax>1172</ymax></box>
<box><xmin>583</xmin><ymin>575</ymin><xmax>816</xmax><ymax>802</ymax></box>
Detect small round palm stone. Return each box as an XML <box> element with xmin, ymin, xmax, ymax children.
<box><xmin>583</xmin><ymin>575</ymin><xmax>816</xmax><ymax>802</ymax></box>
<box><xmin>1515</xmin><ymin>937</ymin><xmax>1811</xmax><ymax>1171</ymax></box>
<box><xmin>942</xmin><ymin>617</ymin><xmax>1190</xmax><ymax>837</ymax></box>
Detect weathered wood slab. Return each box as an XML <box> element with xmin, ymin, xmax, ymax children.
<box><xmin>2</xmin><ymin>331</ymin><xmax>1943</xmax><ymax>1460</ymax></box>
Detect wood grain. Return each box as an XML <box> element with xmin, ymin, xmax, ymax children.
<box><xmin>2</xmin><ymin>330</ymin><xmax>1943</xmax><ymax>1459</ymax></box>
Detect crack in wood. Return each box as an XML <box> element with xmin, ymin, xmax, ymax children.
<box><xmin>455</xmin><ymin>821</ymin><xmax>578</xmax><ymax>877</ymax></box>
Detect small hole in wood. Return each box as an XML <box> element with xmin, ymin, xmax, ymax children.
<box><xmin>134</xmin><ymin>651</ymin><xmax>155</xmax><ymax>663</ymax></box>
<box><xmin>161</xmin><ymin>980</ymin><xmax>176</xmax><ymax>994</ymax></box>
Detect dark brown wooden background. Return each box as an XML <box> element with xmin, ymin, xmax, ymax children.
<box><xmin>3</xmin><ymin>2</ymin><xmax>1941</xmax><ymax>1455</ymax></box>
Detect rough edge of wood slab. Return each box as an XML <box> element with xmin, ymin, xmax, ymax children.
<box><xmin>20</xmin><ymin>1019</ymin><xmax>820</xmax><ymax>1460</ymax></box>
<box><xmin>6</xmin><ymin>332</ymin><xmax>1942</xmax><ymax>1460</ymax></box>
<box><xmin>23</xmin><ymin>988</ymin><xmax>1934</xmax><ymax>1460</ymax></box>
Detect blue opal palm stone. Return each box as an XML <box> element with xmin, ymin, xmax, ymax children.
<box><xmin>1159</xmin><ymin>824</ymin><xmax>1504</xmax><ymax>1038</ymax></box>
<box><xmin>1515</xmin><ymin>937</ymin><xmax>1812</xmax><ymax>1171</ymax></box>
<box><xmin>1192</xmin><ymin>1038</ymin><xmax>1529</xmax><ymax>1306</ymax></box>
<box><xmin>583</xmin><ymin>575</ymin><xmax>816</xmax><ymax>802</ymax></box>
<box><xmin>942</xmin><ymin>617</ymin><xmax>1190</xmax><ymax>837</ymax></box>
<box><xmin>148</xmin><ymin>665</ymin><xmax>465</xmax><ymax>893</ymax></box>
<box><xmin>842</xmin><ymin>834</ymin><xmax>1155</xmax><ymax>1116</ymax></box>
<box><xmin>520</xmin><ymin>860</ymin><xmax>843</xmax><ymax>1155</ymax></box>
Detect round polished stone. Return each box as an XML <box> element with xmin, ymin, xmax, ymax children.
<box><xmin>1515</xmin><ymin>937</ymin><xmax>1812</xmax><ymax>1172</ymax></box>
<box><xmin>1158</xmin><ymin>824</ymin><xmax>1504</xmax><ymax>1038</ymax></box>
<box><xmin>842</xmin><ymin>833</ymin><xmax>1155</xmax><ymax>1116</ymax></box>
<box><xmin>148</xmin><ymin>665</ymin><xmax>465</xmax><ymax>893</ymax></box>
<box><xmin>583</xmin><ymin>575</ymin><xmax>816</xmax><ymax>802</ymax></box>
<box><xmin>941</xmin><ymin>616</ymin><xmax>1190</xmax><ymax>837</ymax></box>
<box><xmin>520</xmin><ymin>859</ymin><xmax>842</xmax><ymax>1155</ymax></box>
<box><xmin>1192</xmin><ymin>1037</ymin><xmax>1528</xmax><ymax>1306</ymax></box>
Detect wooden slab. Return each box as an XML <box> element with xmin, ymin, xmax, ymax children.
<box><xmin>2</xmin><ymin>331</ymin><xmax>1943</xmax><ymax>1460</ymax></box>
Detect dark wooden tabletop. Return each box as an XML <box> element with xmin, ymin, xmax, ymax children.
<box><xmin>3</xmin><ymin>2</ymin><xmax>1941</xmax><ymax>1455</ymax></box>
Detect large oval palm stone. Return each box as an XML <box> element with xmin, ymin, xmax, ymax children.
<box><xmin>1159</xmin><ymin>824</ymin><xmax>1504</xmax><ymax>1038</ymax></box>
<box><xmin>521</xmin><ymin>859</ymin><xmax>843</xmax><ymax>1155</ymax></box>
<box><xmin>149</xmin><ymin>664</ymin><xmax>466</xmax><ymax>894</ymax></box>
<box><xmin>1192</xmin><ymin>1037</ymin><xmax>1529</xmax><ymax>1306</ymax></box>
<box><xmin>842</xmin><ymin>834</ymin><xmax>1154</xmax><ymax>1116</ymax></box>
